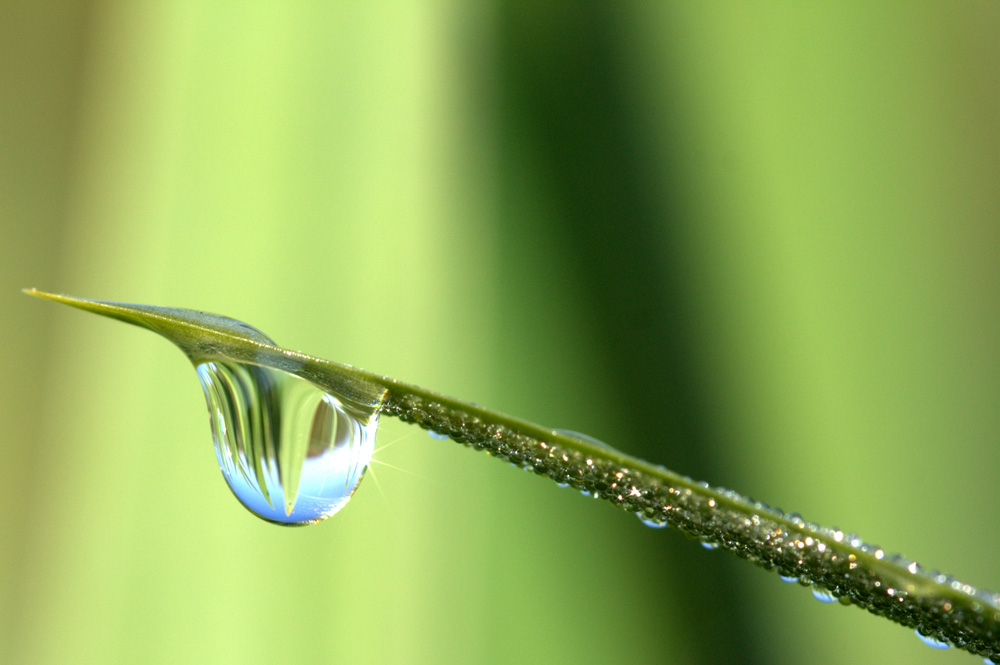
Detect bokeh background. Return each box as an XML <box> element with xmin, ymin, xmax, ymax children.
<box><xmin>2</xmin><ymin>3</ymin><xmax>997</xmax><ymax>664</ymax></box>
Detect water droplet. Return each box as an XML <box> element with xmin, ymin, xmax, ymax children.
<box><xmin>779</xmin><ymin>574</ymin><xmax>798</xmax><ymax>584</ymax></box>
<box><xmin>554</xmin><ymin>429</ymin><xmax>614</xmax><ymax>450</ymax></box>
<box><xmin>914</xmin><ymin>630</ymin><xmax>950</xmax><ymax>649</ymax></box>
<box><xmin>197</xmin><ymin>361</ymin><xmax>381</xmax><ymax>525</ymax></box>
<box><xmin>639</xmin><ymin>516</ymin><xmax>668</xmax><ymax>529</ymax></box>
<box><xmin>701</xmin><ymin>541</ymin><xmax>719</xmax><ymax>550</ymax></box>
<box><xmin>811</xmin><ymin>587</ymin><xmax>836</xmax><ymax>603</ymax></box>
<box><xmin>427</xmin><ymin>430</ymin><xmax>448</xmax><ymax>440</ymax></box>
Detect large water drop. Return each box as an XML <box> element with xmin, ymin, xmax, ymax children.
<box><xmin>196</xmin><ymin>361</ymin><xmax>381</xmax><ymax>525</ymax></box>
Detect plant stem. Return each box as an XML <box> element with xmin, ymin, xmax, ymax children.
<box><xmin>24</xmin><ymin>289</ymin><xmax>1000</xmax><ymax>660</ymax></box>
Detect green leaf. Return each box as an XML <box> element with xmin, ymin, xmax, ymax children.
<box><xmin>23</xmin><ymin>289</ymin><xmax>387</xmax><ymax>409</ymax></box>
<box><xmin>24</xmin><ymin>289</ymin><xmax>1000</xmax><ymax>660</ymax></box>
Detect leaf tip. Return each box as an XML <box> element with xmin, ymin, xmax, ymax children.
<box><xmin>22</xmin><ymin>289</ymin><xmax>96</xmax><ymax>310</ymax></box>
<box><xmin>22</xmin><ymin>288</ymin><xmax>70</xmax><ymax>303</ymax></box>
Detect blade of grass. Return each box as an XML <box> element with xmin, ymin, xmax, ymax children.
<box><xmin>24</xmin><ymin>289</ymin><xmax>1000</xmax><ymax>660</ymax></box>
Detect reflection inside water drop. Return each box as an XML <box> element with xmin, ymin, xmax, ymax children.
<box><xmin>196</xmin><ymin>361</ymin><xmax>381</xmax><ymax>525</ymax></box>
<box><xmin>811</xmin><ymin>587</ymin><xmax>836</xmax><ymax>603</ymax></box>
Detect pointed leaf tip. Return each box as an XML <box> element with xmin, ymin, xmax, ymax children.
<box><xmin>23</xmin><ymin>290</ymin><xmax>282</xmax><ymax>352</ymax></box>
<box><xmin>24</xmin><ymin>290</ymin><xmax>389</xmax><ymax>409</ymax></box>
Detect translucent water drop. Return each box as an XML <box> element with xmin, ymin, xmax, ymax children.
<box><xmin>701</xmin><ymin>541</ymin><xmax>719</xmax><ymax>550</ymax></box>
<box><xmin>639</xmin><ymin>516</ymin><xmax>668</xmax><ymax>528</ymax></box>
<box><xmin>914</xmin><ymin>630</ymin><xmax>949</xmax><ymax>649</ymax></box>
<box><xmin>427</xmin><ymin>430</ymin><xmax>448</xmax><ymax>440</ymax></box>
<box><xmin>811</xmin><ymin>587</ymin><xmax>836</xmax><ymax>603</ymax></box>
<box><xmin>554</xmin><ymin>429</ymin><xmax>614</xmax><ymax>450</ymax></box>
<box><xmin>197</xmin><ymin>361</ymin><xmax>381</xmax><ymax>525</ymax></box>
<box><xmin>779</xmin><ymin>574</ymin><xmax>798</xmax><ymax>583</ymax></box>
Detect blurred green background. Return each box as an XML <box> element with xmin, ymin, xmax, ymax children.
<box><xmin>2</xmin><ymin>3</ymin><xmax>997</xmax><ymax>664</ymax></box>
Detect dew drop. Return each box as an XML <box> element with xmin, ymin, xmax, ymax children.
<box><xmin>701</xmin><ymin>541</ymin><xmax>719</xmax><ymax>550</ymax></box>
<box><xmin>427</xmin><ymin>430</ymin><xmax>449</xmax><ymax>440</ymax></box>
<box><xmin>779</xmin><ymin>575</ymin><xmax>798</xmax><ymax>584</ymax></box>
<box><xmin>811</xmin><ymin>587</ymin><xmax>836</xmax><ymax>603</ymax></box>
<box><xmin>197</xmin><ymin>361</ymin><xmax>381</xmax><ymax>525</ymax></box>
<box><xmin>554</xmin><ymin>429</ymin><xmax>614</xmax><ymax>450</ymax></box>
<box><xmin>639</xmin><ymin>517</ymin><xmax>668</xmax><ymax>529</ymax></box>
<box><xmin>914</xmin><ymin>630</ymin><xmax>950</xmax><ymax>649</ymax></box>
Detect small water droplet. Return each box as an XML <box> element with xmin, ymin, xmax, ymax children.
<box><xmin>811</xmin><ymin>587</ymin><xmax>836</xmax><ymax>603</ymax></box>
<box><xmin>556</xmin><ymin>482</ymin><xmax>569</xmax><ymax>488</ymax></box>
<box><xmin>427</xmin><ymin>430</ymin><xmax>448</xmax><ymax>439</ymax></box>
<box><xmin>914</xmin><ymin>630</ymin><xmax>949</xmax><ymax>649</ymax></box>
<box><xmin>779</xmin><ymin>574</ymin><xmax>798</xmax><ymax>584</ymax></box>
<box><xmin>701</xmin><ymin>541</ymin><xmax>719</xmax><ymax>550</ymax></box>
<box><xmin>197</xmin><ymin>361</ymin><xmax>381</xmax><ymax>525</ymax></box>
<box><xmin>554</xmin><ymin>429</ymin><xmax>614</xmax><ymax>450</ymax></box>
<box><xmin>639</xmin><ymin>516</ymin><xmax>668</xmax><ymax>529</ymax></box>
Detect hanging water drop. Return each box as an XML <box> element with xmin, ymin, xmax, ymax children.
<box><xmin>914</xmin><ymin>630</ymin><xmax>950</xmax><ymax>649</ymax></box>
<box><xmin>197</xmin><ymin>361</ymin><xmax>382</xmax><ymax>525</ymax></box>
<box><xmin>811</xmin><ymin>587</ymin><xmax>836</xmax><ymax>603</ymax></box>
<box><xmin>778</xmin><ymin>574</ymin><xmax>798</xmax><ymax>583</ymax></box>
<box><xmin>701</xmin><ymin>541</ymin><xmax>719</xmax><ymax>550</ymax></box>
<box><xmin>427</xmin><ymin>430</ymin><xmax>448</xmax><ymax>440</ymax></box>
